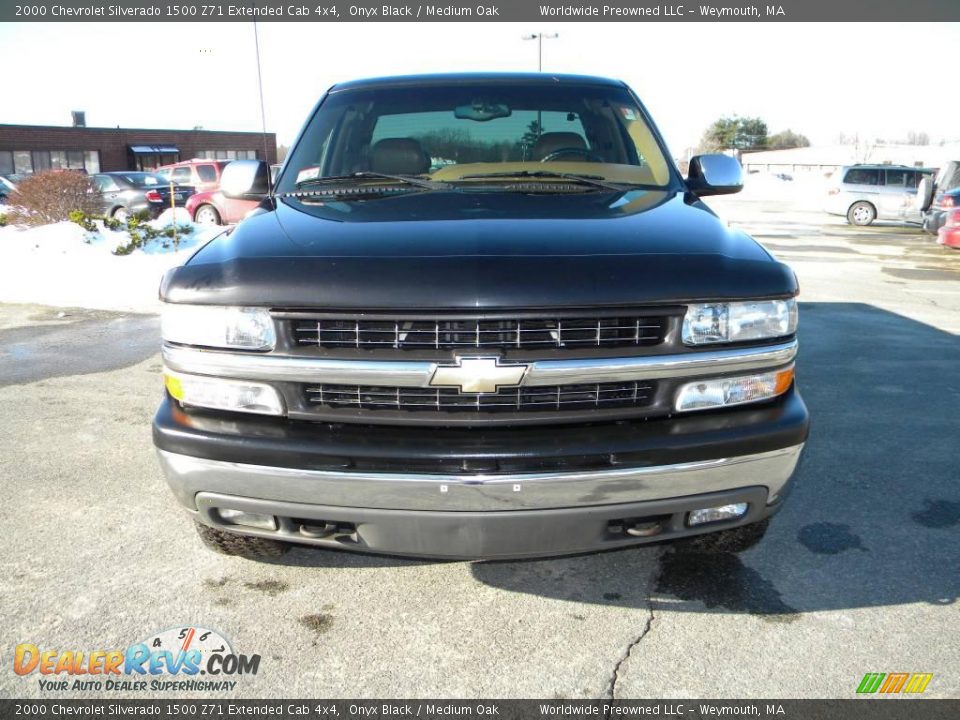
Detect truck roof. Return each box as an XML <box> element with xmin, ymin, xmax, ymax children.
<box><xmin>330</xmin><ymin>72</ymin><xmax>627</xmax><ymax>92</ymax></box>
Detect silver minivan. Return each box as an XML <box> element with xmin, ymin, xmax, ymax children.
<box><xmin>825</xmin><ymin>164</ymin><xmax>935</xmax><ymax>226</ymax></box>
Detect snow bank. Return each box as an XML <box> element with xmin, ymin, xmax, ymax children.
<box><xmin>0</xmin><ymin>210</ymin><xmax>222</xmax><ymax>314</ymax></box>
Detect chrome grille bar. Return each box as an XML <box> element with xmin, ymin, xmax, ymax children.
<box><xmin>291</xmin><ymin>316</ymin><xmax>667</xmax><ymax>351</ymax></box>
<box><xmin>304</xmin><ymin>381</ymin><xmax>656</xmax><ymax>413</ymax></box>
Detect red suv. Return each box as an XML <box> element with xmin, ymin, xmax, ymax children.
<box><xmin>155</xmin><ymin>160</ymin><xmax>230</xmax><ymax>193</ymax></box>
<box><xmin>185</xmin><ymin>164</ymin><xmax>282</xmax><ymax>225</ymax></box>
<box><xmin>185</xmin><ymin>189</ymin><xmax>257</xmax><ymax>226</ymax></box>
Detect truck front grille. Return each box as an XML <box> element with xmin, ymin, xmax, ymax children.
<box><xmin>290</xmin><ymin>315</ymin><xmax>667</xmax><ymax>351</ymax></box>
<box><xmin>304</xmin><ymin>381</ymin><xmax>656</xmax><ymax>414</ymax></box>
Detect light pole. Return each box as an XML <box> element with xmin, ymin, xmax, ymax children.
<box><xmin>522</xmin><ymin>32</ymin><xmax>558</xmax><ymax>72</ymax></box>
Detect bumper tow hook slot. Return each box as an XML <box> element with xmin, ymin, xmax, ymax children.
<box><xmin>299</xmin><ymin>522</ymin><xmax>338</xmax><ymax>539</ymax></box>
<box><xmin>625</xmin><ymin>520</ymin><xmax>664</xmax><ymax>537</ymax></box>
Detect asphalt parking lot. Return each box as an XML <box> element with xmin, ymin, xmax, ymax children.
<box><xmin>1</xmin><ymin>197</ymin><xmax>958</xmax><ymax>699</ymax></box>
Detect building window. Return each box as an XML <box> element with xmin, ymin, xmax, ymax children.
<box><xmin>13</xmin><ymin>151</ymin><xmax>33</xmax><ymax>174</ymax></box>
<box><xmin>32</xmin><ymin>151</ymin><xmax>51</xmax><ymax>171</ymax></box>
<box><xmin>48</xmin><ymin>150</ymin><xmax>86</xmax><ymax>171</ymax></box>
<box><xmin>84</xmin><ymin>151</ymin><xmax>100</xmax><ymax>174</ymax></box>
<box><xmin>0</xmin><ymin>149</ymin><xmax>101</xmax><ymax>175</ymax></box>
<box><xmin>200</xmin><ymin>149</ymin><xmax>259</xmax><ymax>161</ymax></box>
<box><xmin>133</xmin><ymin>152</ymin><xmax>179</xmax><ymax>171</ymax></box>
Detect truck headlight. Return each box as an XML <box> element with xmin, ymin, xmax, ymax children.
<box><xmin>161</xmin><ymin>304</ymin><xmax>276</xmax><ymax>350</ymax></box>
<box><xmin>682</xmin><ymin>299</ymin><xmax>797</xmax><ymax>345</ymax></box>
<box><xmin>675</xmin><ymin>367</ymin><xmax>794</xmax><ymax>412</ymax></box>
<box><xmin>164</xmin><ymin>371</ymin><xmax>284</xmax><ymax>416</ymax></box>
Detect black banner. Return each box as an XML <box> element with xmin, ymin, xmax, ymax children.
<box><xmin>1</xmin><ymin>0</ymin><xmax>959</xmax><ymax>22</ymax></box>
<box><xmin>1</xmin><ymin>700</ymin><xmax>959</xmax><ymax>720</ymax></box>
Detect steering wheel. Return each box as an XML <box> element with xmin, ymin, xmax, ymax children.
<box><xmin>540</xmin><ymin>147</ymin><xmax>604</xmax><ymax>163</ymax></box>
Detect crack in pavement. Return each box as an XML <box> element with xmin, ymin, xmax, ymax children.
<box><xmin>604</xmin><ymin>601</ymin><xmax>655</xmax><ymax>704</ymax></box>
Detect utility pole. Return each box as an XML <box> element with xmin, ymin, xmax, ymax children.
<box><xmin>522</xmin><ymin>32</ymin><xmax>559</xmax><ymax>72</ymax></box>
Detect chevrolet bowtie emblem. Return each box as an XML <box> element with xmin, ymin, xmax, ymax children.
<box><xmin>429</xmin><ymin>356</ymin><xmax>529</xmax><ymax>394</ymax></box>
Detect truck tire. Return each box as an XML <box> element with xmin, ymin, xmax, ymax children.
<box><xmin>847</xmin><ymin>201</ymin><xmax>876</xmax><ymax>226</ymax></box>
<box><xmin>194</xmin><ymin>521</ymin><xmax>290</xmax><ymax>559</ymax></box>
<box><xmin>674</xmin><ymin>518</ymin><xmax>770</xmax><ymax>554</ymax></box>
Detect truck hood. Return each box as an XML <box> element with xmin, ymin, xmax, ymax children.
<box><xmin>161</xmin><ymin>189</ymin><xmax>797</xmax><ymax>308</ymax></box>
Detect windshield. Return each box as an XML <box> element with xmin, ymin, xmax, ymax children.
<box><xmin>279</xmin><ymin>81</ymin><xmax>674</xmax><ymax>192</ymax></box>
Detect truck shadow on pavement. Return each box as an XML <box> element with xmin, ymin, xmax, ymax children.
<box><xmin>0</xmin><ymin>308</ymin><xmax>160</xmax><ymax>386</ymax></box>
<box><xmin>470</xmin><ymin>302</ymin><xmax>960</xmax><ymax>616</ymax></box>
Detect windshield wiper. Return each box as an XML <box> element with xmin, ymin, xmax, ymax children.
<box><xmin>457</xmin><ymin>170</ymin><xmax>629</xmax><ymax>191</ymax></box>
<box><xmin>288</xmin><ymin>171</ymin><xmax>450</xmax><ymax>193</ymax></box>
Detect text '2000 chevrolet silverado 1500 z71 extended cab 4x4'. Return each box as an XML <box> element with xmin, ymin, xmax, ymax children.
<box><xmin>153</xmin><ymin>73</ymin><xmax>809</xmax><ymax>560</ymax></box>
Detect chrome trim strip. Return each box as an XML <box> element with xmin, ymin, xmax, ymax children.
<box><xmin>162</xmin><ymin>340</ymin><xmax>797</xmax><ymax>387</ymax></box>
<box><xmin>525</xmin><ymin>341</ymin><xmax>796</xmax><ymax>385</ymax></box>
<box><xmin>157</xmin><ymin>444</ymin><xmax>804</xmax><ymax>512</ymax></box>
<box><xmin>163</xmin><ymin>345</ymin><xmax>435</xmax><ymax>386</ymax></box>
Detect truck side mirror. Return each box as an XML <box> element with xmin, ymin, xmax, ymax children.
<box><xmin>220</xmin><ymin>160</ymin><xmax>270</xmax><ymax>199</ymax></box>
<box><xmin>687</xmin><ymin>154</ymin><xmax>744</xmax><ymax>196</ymax></box>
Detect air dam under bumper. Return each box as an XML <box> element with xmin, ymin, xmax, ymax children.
<box><xmin>157</xmin><ymin>444</ymin><xmax>803</xmax><ymax>559</ymax></box>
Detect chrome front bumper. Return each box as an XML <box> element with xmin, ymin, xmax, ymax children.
<box><xmin>158</xmin><ymin>444</ymin><xmax>803</xmax><ymax>513</ymax></box>
<box><xmin>157</xmin><ymin>444</ymin><xmax>803</xmax><ymax>558</ymax></box>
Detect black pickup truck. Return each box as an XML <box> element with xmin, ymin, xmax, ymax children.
<box><xmin>153</xmin><ymin>73</ymin><xmax>808</xmax><ymax>560</ymax></box>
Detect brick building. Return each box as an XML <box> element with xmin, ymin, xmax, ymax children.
<box><xmin>0</xmin><ymin>122</ymin><xmax>277</xmax><ymax>176</ymax></box>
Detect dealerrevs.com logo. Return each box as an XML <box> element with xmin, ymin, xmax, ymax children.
<box><xmin>13</xmin><ymin>626</ymin><xmax>260</xmax><ymax>692</ymax></box>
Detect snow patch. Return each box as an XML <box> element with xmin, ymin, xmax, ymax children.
<box><xmin>0</xmin><ymin>216</ymin><xmax>223</xmax><ymax>314</ymax></box>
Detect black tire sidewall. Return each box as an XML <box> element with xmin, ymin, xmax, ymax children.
<box><xmin>194</xmin><ymin>521</ymin><xmax>289</xmax><ymax>559</ymax></box>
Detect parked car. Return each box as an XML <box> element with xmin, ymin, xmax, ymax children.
<box><xmin>0</xmin><ymin>173</ymin><xmax>24</xmax><ymax>204</ymax></box>
<box><xmin>825</xmin><ymin>164</ymin><xmax>935</xmax><ymax>226</ymax></box>
<box><xmin>155</xmin><ymin>160</ymin><xmax>231</xmax><ymax>193</ymax></box>
<box><xmin>936</xmin><ymin>203</ymin><xmax>960</xmax><ymax>249</ymax></box>
<box><xmin>185</xmin><ymin>189</ymin><xmax>254</xmax><ymax>225</ymax></box>
<box><xmin>154</xmin><ymin>73</ymin><xmax>808</xmax><ymax>560</ymax></box>
<box><xmin>92</xmin><ymin>172</ymin><xmax>194</xmax><ymax>220</ymax></box>
<box><xmin>186</xmin><ymin>164</ymin><xmax>285</xmax><ymax>225</ymax></box>
<box><xmin>918</xmin><ymin>161</ymin><xmax>960</xmax><ymax>234</ymax></box>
